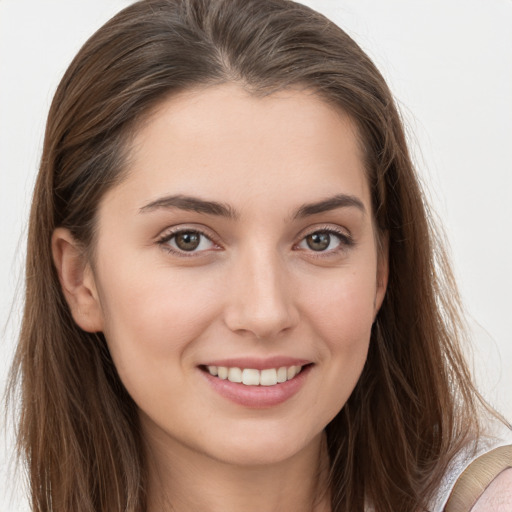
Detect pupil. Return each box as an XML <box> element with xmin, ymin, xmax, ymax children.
<box><xmin>176</xmin><ymin>232</ymin><xmax>200</xmax><ymax>251</ymax></box>
<box><xmin>307</xmin><ymin>232</ymin><xmax>330</xmax><ymax>251</ymax></box>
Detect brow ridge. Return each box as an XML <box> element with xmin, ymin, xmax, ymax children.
<box><xmin>139</xmin><ymin>194</ymin><xmax>238</xmax><ymax>218</ymax></box>
<box><xmin>294</xmin><ymin>194</ymin><xmax>366</xmax><ymax>218</ymax></box>
<box><xmin>140</xmin><ymin>193</ymin><xmax>365</xmax><ymax>219</ymax></box>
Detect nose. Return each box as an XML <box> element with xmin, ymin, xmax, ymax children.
<box><xmin>223</xmin><ymin>247</ymin><xmax>300</xmax><ymax>339</ymax></box>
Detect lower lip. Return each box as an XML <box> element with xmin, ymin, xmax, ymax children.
<box><xmin>200</xmin><ymin>365</ymin><xmax>312</xmax><ymax>408</ymax></box>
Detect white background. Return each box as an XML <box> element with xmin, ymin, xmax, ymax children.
<box><xmin>1</xmin><ymin>1</ymin><xmax>511</xmax><ymax>510</ymax></box>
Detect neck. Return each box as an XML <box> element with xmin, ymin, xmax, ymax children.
<box><xmin>143</xmin><ymin>422</ymin><xmax>331</xmax><ymax>512</ymax></box>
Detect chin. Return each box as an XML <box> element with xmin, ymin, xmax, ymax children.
<box><xmin>204</xmin><ymin>423</ymin><xmax>323</xmax><ymax>467</ymax></box>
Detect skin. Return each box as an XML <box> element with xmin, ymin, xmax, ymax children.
<box><xmin>470</xmin><ymin>468</ymin><xmax>512</xmax><ymax>512</ymax></box>
<box><xmin>52</xmin><ymin>83</ymin><xmax>512</xmax><ymax>512</ymax></box>
<box><xmin>53</xmin><ymin>83</ymin><xmax>389</xmax><ymax>512</ymax></box>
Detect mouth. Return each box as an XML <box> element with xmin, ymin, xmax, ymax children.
<box><xmin>200</xmin><ymin>364</ymin><xmax>310</xmax><ymax>387</ymax></box>
<box><xmin>198</xmin><ymin>358</ymin><xmax>313</xmax><ymax>407</ymax></box>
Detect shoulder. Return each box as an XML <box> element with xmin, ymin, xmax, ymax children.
<box><xmin>442</xmin><ymin>438</ymin><xmax>512</xmax><ymax>512</ymax></box>
<box><xmin>469</xmin><ymin>468</ymin><xmax>512</xmax><ymax>512</ymax></box>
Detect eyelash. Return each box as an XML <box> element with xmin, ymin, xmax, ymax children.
<box><xmin>156</xmin><ymin>226</ymin><xmax>354</xmax><ymax>257</ymax></box>
<box><xmin>295</xmin><ymin>226</ymin><xmax>354</xmax><ymax>257</ymax></box>
<box><xmin>157</xmin><ymin>227</ymin><xmax>220</xmax><ymax>257</ymax></box>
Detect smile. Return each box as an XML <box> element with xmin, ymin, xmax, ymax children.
<box><xmin>206</xmin><ymin>365</ymin><xmax>304</xmax><ymax>386</ymax></box>
<box><xmin>201</xmin><ymin>362</ymin><xmax>313</xmax><ymax>408</ymax></box>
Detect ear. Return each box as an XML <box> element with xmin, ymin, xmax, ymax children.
<box><xmin>52</xmin><ymin>228</ymin><xmax>104</xmax><ymax>332</ymax></box>
<box><xmin>374</xmin><ymin>231</ymin><xmax>389</xmax><ymax>317</ymax></box>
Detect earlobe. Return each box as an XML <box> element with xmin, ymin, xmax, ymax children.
<box><xmin>52</xmin><ymin>228</ymin><xmax>104</xmax><ymax>333</ymax></box>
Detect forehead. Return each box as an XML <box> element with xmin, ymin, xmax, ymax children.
<box><xmin>109</xmin><ymin>83</ymin><xmax>370</xmax><ymax>215</ymax></box>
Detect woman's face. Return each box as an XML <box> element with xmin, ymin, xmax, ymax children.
<box><xmin>84</xmin><ymin>84</ymin><xmax>387</xmax><ymax>466</ymax></box>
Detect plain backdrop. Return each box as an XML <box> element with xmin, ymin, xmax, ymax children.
<box><xmin>1</xmin><ymin>1</ymin><xmax>511</xmax><ymax>510</ymax></box>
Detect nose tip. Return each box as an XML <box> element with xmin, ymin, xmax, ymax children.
<box><xmin>223</xmin><ymin>255</ymin><xmax>299</xmax><ymax>339</ymax></box>
<box><xmin>225</xmin><ymin>295</ymin><xmax>299</xmax><ymax>339</ymax></box>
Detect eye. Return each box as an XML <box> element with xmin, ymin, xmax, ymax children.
<box><xmin>159</xmin><ymin>229</ymin><xmax>216</xmax><ymax>254</ymax></box>
<box><xmin>296</xmin><ymin>229</ymin><xmax>352</xmax><ymax>253</ymax></box>
<box><xmin>304</xmin><ymin>232</ymin><xmax>335</xmax><ymax>251</ymax></box>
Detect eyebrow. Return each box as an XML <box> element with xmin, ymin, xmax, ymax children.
<box><xmin>139</xmin><ymin>194</ymin><xmax>238</xmax><ymax>218</ymax></box>
<box><xmin>139</xmin><ymin>193</ymin><xmax>366</xmax><ymax>219</ymax></box>
<box><xmin>294</xmin><ymin>194</ymin><xmax>366</xmax><ymax>218</ymax></box>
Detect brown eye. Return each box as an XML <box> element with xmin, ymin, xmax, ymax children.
<box><xmin>305</xmin><ymin>232</ymin><xmax>331</xmax><ymax>251</ymax></box>
<box><xmin>175</xmin><ymin>232</ymin><xmax>201</xmax><ymax>251</ymax></box>
<box><xmin>161</xmin><ymin>230</ymin><xmax>215</xmax><ymax>254</ymax></box>
<box><xmin>297</xmin><ymin>229</ymin><xmax>351</xmax><ymax>254</ymax></box>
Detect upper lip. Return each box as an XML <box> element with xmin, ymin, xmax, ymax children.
<box><xmin>199</xmin><ymin>356</ymin><xmax>312</xmax><ymax>370</ymax></box>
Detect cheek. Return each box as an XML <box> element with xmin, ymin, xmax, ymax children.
<box><xmin>298</xmin><ymin>266</ymin><xmax>376</xmax><ymax>416</ymax></box>
<box><xmin>302</xmin><ymin>267</ymin><xmax>377</xmax><ymax>350</ymax></box>
<box><xmin>96</xmin><ymin>259</ymin><xmax>222</xmax><ymax>374</ymax></box>
<box><xmin>95</xmin><ymin>266</ymin><xmax>225</xmax><ymax>421</ymax></box>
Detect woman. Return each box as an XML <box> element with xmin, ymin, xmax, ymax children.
<box><xmin>7</xmin><ymin>0</ymin><xmax>511</xmax><ymax>511</ymax></box>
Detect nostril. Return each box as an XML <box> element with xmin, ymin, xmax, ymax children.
<box><xmin>223</xmin><ymin>305</ymin><xmax>300</xmax><ymax>340</ymax></box>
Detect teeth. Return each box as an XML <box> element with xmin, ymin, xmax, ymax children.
<box><xmin>228</xmin><ymin>367</ymin><xmax>242</xmax><ymax>383</ymax></box>
<box><xmin>242</xmin><ymin>368</ymin><xmax>260</xmax><ymax>386</ymax></box>
<box><xmin>260</xmin><ymin>368</ymin><xmax>277</xmax><ymax>386</ymax></box>
<box><xmin>277</xmin><ymin>366</ymin><xmax>287</xmax><ymax>383</ymax></box>
<box><xmin>206</xmin><ymin>364</ymin><xmax>304</xmax><ymax>386</ymax></box>
<box><xmin>287</xmin><ymin>365</ymin><xmax>299</xmax><ymax>379</ymax></box>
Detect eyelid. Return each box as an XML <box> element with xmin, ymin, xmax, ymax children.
<box><xmin>156</xmin><ymin>224</ymin><xmax>223</xmax><ymax>256</ymax></box>
<box><xmin>155</xmin><ymin>223</ymin><xmax>354</xmax><ymax>257</ymax></box>
<box><xmin>294</xmin><ymin>224</ymin><xmax>354</xmax><ymax>253</ymax></box>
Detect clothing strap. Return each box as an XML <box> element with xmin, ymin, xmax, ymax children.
<box><xmin>444</xmin><ymin>444</ymin><xmax>512</xmax><ymax>512</ymax></box>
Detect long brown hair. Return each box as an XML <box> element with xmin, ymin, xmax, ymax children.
<box><xmin>8</xmin><ymin>0</ymin><xmax>486</xmax><ymax>510</ymax></box>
